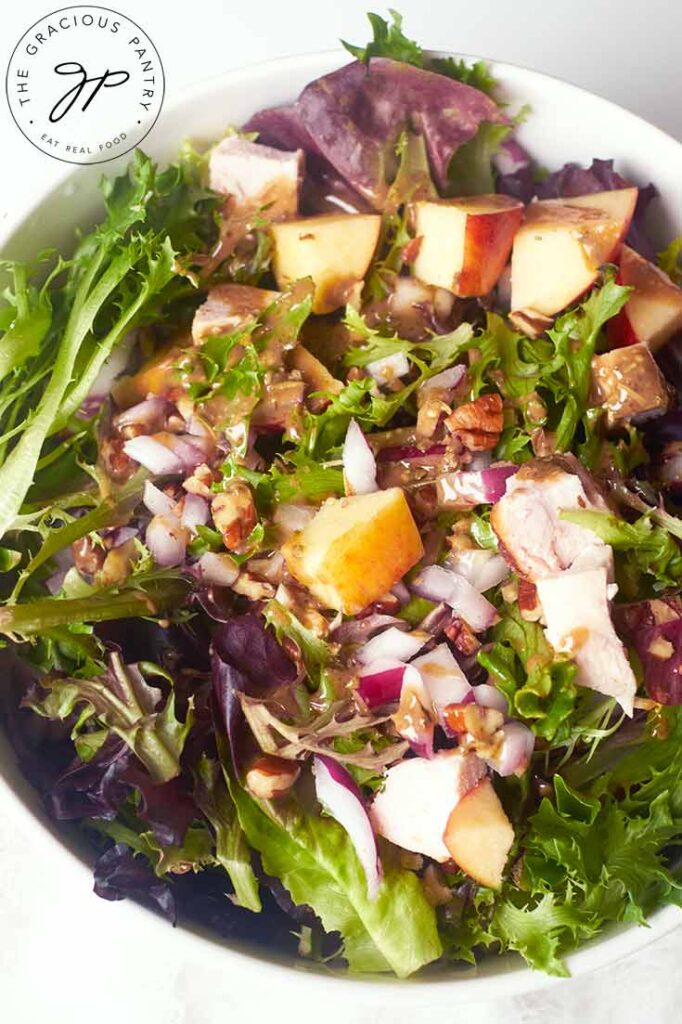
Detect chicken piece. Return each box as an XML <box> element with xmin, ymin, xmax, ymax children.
<box><xmin>591</xmin><ymin>343</ymin><xmax>670</xmax><ymax>429</ymax></box>
<box><xmin>536</xmin><ymin>567</ymin><xmax>636</xmax><ymax>715</ymax></box>
<box><xmin>369</xmin><ymin>751</ymin><xmax>486</xmax><ymax>862</ymax></box>
<box><xmin>490</xmin><ymin>456</ymin><xmax>612</xmax><ymax>581</ymax></box>
<box><xmin>191</xmin><ymin>284</ymin><xmax>280</xmax><ymax>345</ymax></box>
<box><xmin>209</xmin><ymin>136</ymin><xmax>303</xmax><ymax>220</ymax></box>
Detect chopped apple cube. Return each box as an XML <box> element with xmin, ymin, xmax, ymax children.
<box><xmin>607</xmin><ymin>245</ymin><xmax>682</xmax><ymax>351</ymax></box>
<box><xmin>369</xmin><ymin>751</ymin><xmax>486</xmax><ymax>862</ymax></box>
<box><xmin>511</xmin><ymin>194</ymin><xmax>633</xmax><ymax>317</ymax></box>
<box><xmin>547</xmin><ymin>187</ymin><xmax>638</xmax><ymax>233</ymax></box>
<box><xmin>112</xmin><ymin>342</ymin><xmax>195</xmax><ymax>409</ymax></box>
<box><xmin>271</xmin><ymin>213</ymin><xmax>381</xmax><ymax>314</ymax></box>
<box><xmin>281</xmin><ymin>487</ymin><xmax>423</xmax><ymax>614</ymax></box>
<box><xmin>412</xmin><ymin>195</ymin><xmax>523</xmax><ymax>297</ymax></box>
<box><xmin>443</xmin><ymin>778</ymin><xmax>514</xmax><ymax>889</ymax></box>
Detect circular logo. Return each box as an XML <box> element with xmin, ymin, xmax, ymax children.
<box><xmin>5</xmin><ymin>5</ymin><xmax>165</xmax><ymax>164</ymax></box>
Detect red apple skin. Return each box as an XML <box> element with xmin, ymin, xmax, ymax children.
<box><xmin>606</xmin><ymin>246</ymin><xmax>682</xmax><ymax>351</ymax></box>
<box><xmin>457</xmin><ymin>200</ymin><xmax>524</xmax><ymax>297</ymax></box>
<box><xmin>606</xmin><ymin>267</ymin><xmax>638</xmax><ymax>347</ymax></box>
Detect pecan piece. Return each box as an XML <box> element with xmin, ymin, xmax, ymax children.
<box><xmin>245</xmin><ymin>755</ymin><xmax>300</xmax><ymax>799</ymax></box>
<box><xmin>445</xmin><ymin>393</ymin><xmax>503</xmax><ymax>451</ymax></box>
<box><xmin>211</xmin><ymin>481</ymin><xmax>257</xmax><ymax>552</ymax></box>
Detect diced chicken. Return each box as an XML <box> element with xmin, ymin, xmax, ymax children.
<box><xmin>369</xmin><ymin>751</ymin><xmax>486</xmax><ymax>862</ymax></box>
<box><xmin>536</xmin><ymin>567</ymin><xmax>636</xmax><ymax>715</ymax></box>
<box><xmin>591</xmin><ymin>343</ymin><xmax>670</xmax><ymax>429</ymax></box>
<box><xmin>191</xmin><ymin>284</ymin><xmax>279</xmax><ymax>345</ymax></box>
<box><xmin>209</xmin><ymin>136</ymin><xmax>303</xmax><ymax>219</ymax></box>
<box><xmin>490</xmin><ymin>456</ymin><xmax>612</xmax><ymax>581</ymax></box>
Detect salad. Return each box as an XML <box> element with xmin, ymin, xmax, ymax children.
<box><xmin>2</xmin><ymin>10</ymin><xmax>682</xmax><ymax>980</ymax></box>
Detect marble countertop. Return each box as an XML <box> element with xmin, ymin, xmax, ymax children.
<box><xmin>1</xmin><ymin>1</ymin><xmax>681</xmax><ymax>1020</ymax></box>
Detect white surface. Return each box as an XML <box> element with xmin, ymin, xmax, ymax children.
<box><xmin>1</xmin><ymin>2</ymin><xmax>682</xmax><ymax>1022</ymax></box>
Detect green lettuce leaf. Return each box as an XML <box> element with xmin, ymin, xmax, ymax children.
<box><xmin>194</xmin><ymin>755</ymin><xmax>261</xmax><ymax>911</ymax></box>
<box><xmin>342</xmin><ymin>10</ymin><xmax>497</xmax><ymax>96</ymax></box>
<box><xmin>227</xmin><ymin>780</ymin><xmax>442</xmax><ymax>977</ymax></box>
<box><xmin>24</xmin><ymin>654</ymin><xmax>192</xmax><ymax>783</ymax></box>
<box><xmin>560</xmin><ymin>508</ymin><xmax>682</xmax><ymax>594</ymax></box>
<box><xmin>477</xmin><ymin>602</ymin><xmax>578</xmax><ymax>741</ymax></box>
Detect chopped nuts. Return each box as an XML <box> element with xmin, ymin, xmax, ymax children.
<box><xmin>71</xmin><ymin>536</ymin><xmax>105</xmax><ymax>577</ymax></box>
<box><xmin>245</xmin><ymin>755</ymin><xmax>301</xmax><ymax>799</ymax></box>
<box><xmin>421</xmin><ymin>864</ymin><xmax>453</xmax><ymax>907</ymax></box>
<box><xmin>231</xmin><ymin>573</ymin><xmax>275</xmax><ymax>601</ymax></box>
<box><xmin>509</xmin><ymin>309</ymin><xmax>553</xmax><ymax>339</ymax></box>
<box><xmin>211</xmin><ymin>481</ymin><xmax>257</xmax><ymax>552</ymax></box>
<box><xmin>445</xmin><ymin>393</ymin><xmax>503</xmax><ymax>451</ymax></box>
<box><xmin>444</xmin><ymin>616</ymin><xmax>480</xmax><ymax>656</ymax></box>
<box><xmin>183</xmin><ymin>463</ymin><xmax>219</xmax><ymax>498</ymax></box>
<box><xmin>98</xmin><ymin>539</ymin><xmax>139</xmax><ymax>587</ymax></box>
<box><xmin>518</xmin><ymin>579</ymin><xmax>542</xmax><ymax>621</ymax></box>
<box><xmin>416</xmin><ymin>394</ymin><xmax>449</xmax><ymax>439</ymax></box>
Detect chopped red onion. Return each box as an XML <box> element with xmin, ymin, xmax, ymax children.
<box><xmin>410</xmin><ymin>565</ymin><xmax>498</xmax><ymax>632</ymax></box>
<box><xmin>45</xmin><ymin>570</ymin><xmax>66</xmax><ymax>595</ymax></box>
<box><xmin>143</xmin><ymin>480</ymin><xmax>177</xmax><ymax>517</ymax></box>
<box><xmin>194</xmin><ymin>551</ymin><xmax>240</xmax><ymax>586</ymax></box>
<box><xmin>185</xmin><ymin>414</ymin><xmax>215</xmax><ymax>439</ymax></box>
<box><xmin>332</xmin><ymin>613</ymin><xmax>408</xmax><ymax>645</ymax></box>
<box><xmin>107</xmin><ymin>526</ymin><xmax>138</xmax><ymax>548</ymax></box>
<box><xmin>343</xmin><ymin>419</ymin><xmax>377</xmax><ymax>496</ymax></box>
<box><xmin>123</xmin><ymin>435</ymin><xmax>184</xmax><ymax>475</ymax></box>
<box><xmin>447</xmin><ymin>549</ymin><xmax>510</xmax><ymax>593</ymax></box>
<box><xmin>115</xmin><ymin>397</ymin><xmax>169</xmax><ymax>432</ymax></box>
<box><xmin>390</xmin><ymin>580</ymin><xmax>411</xmax><ymax>604</ymax></box>
<box><xmin>181</xmin><ymin>493</ymin><xmax>209</xmax><ymax>532</ymax></box>
<box><xmin>159</xmin><ymin>433</ymin><xmax>214</xmax><ymax>471</ymax></box>
<box><xmin>366</xmin><ymin>351</ymin><xmax>410</xmax><ymax>386</ymax></box>
<box><xmin>273</xmin><ymin>503</ymin><xmax>316</xmax><ymax>536</ymax></box>
<box><xmin>473</xmin><ymin>683</ymin><xmax>508</xmax><ymax>713</ymax></box>
<box><xmin>411</xmin><ymin>643</ymin><xmax>473</xmax><ymax>723</ymax></box>
<box><xmin>356</xmin><ymin>626</ymin><xmax>427</xmax><ymax>666</ymax></box>
<box><xmin>419</xmin><ymin>364</ymin><xmax>466</xmax><ymax>397</ymax></box>
<box><xmin>313</xmin><ymin>755</ymin><xmax>382</xmax><ymax>899</ymax></box>
<box><xmin>357</xmin><ymin>659</ymin><xmax>418</xmax><ymax>708</ymax></box>
<box><xmin>145</xmin><ymin>514</ymin><xmax>189</xmax><ymax>567</ymax></box>
<box><xmin>437</xmin><ymin>464</ymin><xmax>518</xmax><ymax>507</ymax></box>
<box><xmin>484</xmin><ymin>721</ymin><xmax>535</xmax><ymax>777</ymax></box>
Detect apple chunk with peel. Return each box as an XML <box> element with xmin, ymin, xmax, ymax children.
<box><xmin>412</xmin><ymin>195</ymin><xmax>523</xmax><ymax>297</ymax></box>
<box><xmin>369</xmin><ymin>751</ymin><xmax>486</xmax><ymax>862</ymax></box>
<box><xmin>271</xmin><ymin>213</ymin><xmax>381</xmax><ymax>314</ymax></box>
<box><xmin>511</xmin><ymin>190</ymin><xmax>636</xmax><ymax>317</ymax></box>
<box><xmin>444</xmin><ymin>778</ymin><xmax>515</xmax><ymax>889</ymax></box>
<box><xmin>281</xmin><ymin>487</ymin><xmax>423</xmax><ymax>614</ymax></box>
<box><xmin>607</xmin><ymin>245</ymin><xmax>682</xmax><ymax>351</ymax></box>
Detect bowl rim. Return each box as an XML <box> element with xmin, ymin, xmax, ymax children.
<box><xmin>1</xmin><ymin>46</ymin><xmax>681</xmax><ymax>1004</ymax></box>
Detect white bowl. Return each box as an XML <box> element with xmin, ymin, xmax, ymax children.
<box><xmin>1</xmin><ymin>50</ymin><xmax>681</xmax><ymax>1005</ymax></box>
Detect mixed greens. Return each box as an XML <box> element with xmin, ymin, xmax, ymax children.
<box><xmin>3</xmin><ymin>11</ymin><xmax>682</xmax><ymax>980</ymax></box>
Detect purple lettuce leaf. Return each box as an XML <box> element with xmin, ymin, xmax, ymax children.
<box><xmin>245</xmin><ymin>58</ymin><xmax>505</xmax><ymax>207</ymax></box>
<box><xmin>46</xmin><ymin>736</ymin><xmax>132</xmax><ymax>821</ymax></box>
<box><xmin>498</xmin><ymin>156</ymin><xmax>659</xmax><ymax>261</ymax></box>
<box><xmin>93</xmin><ymin>843</ymin><xmax>176</xmax><ymax>921</ymax></box>
<box><xmin>616</xmin><ymin>598</ymin><xmax>682</xmax><ymax>704</ymax></box>
<box><xmin>122</xmin><ymin>765</ymin><xmax>198</xmax><ymax>847</ymax></box>
<box><xmin>211</xmin><ymin>611</ymin><xmax>297</xmax><ymax>776</ymax></box>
